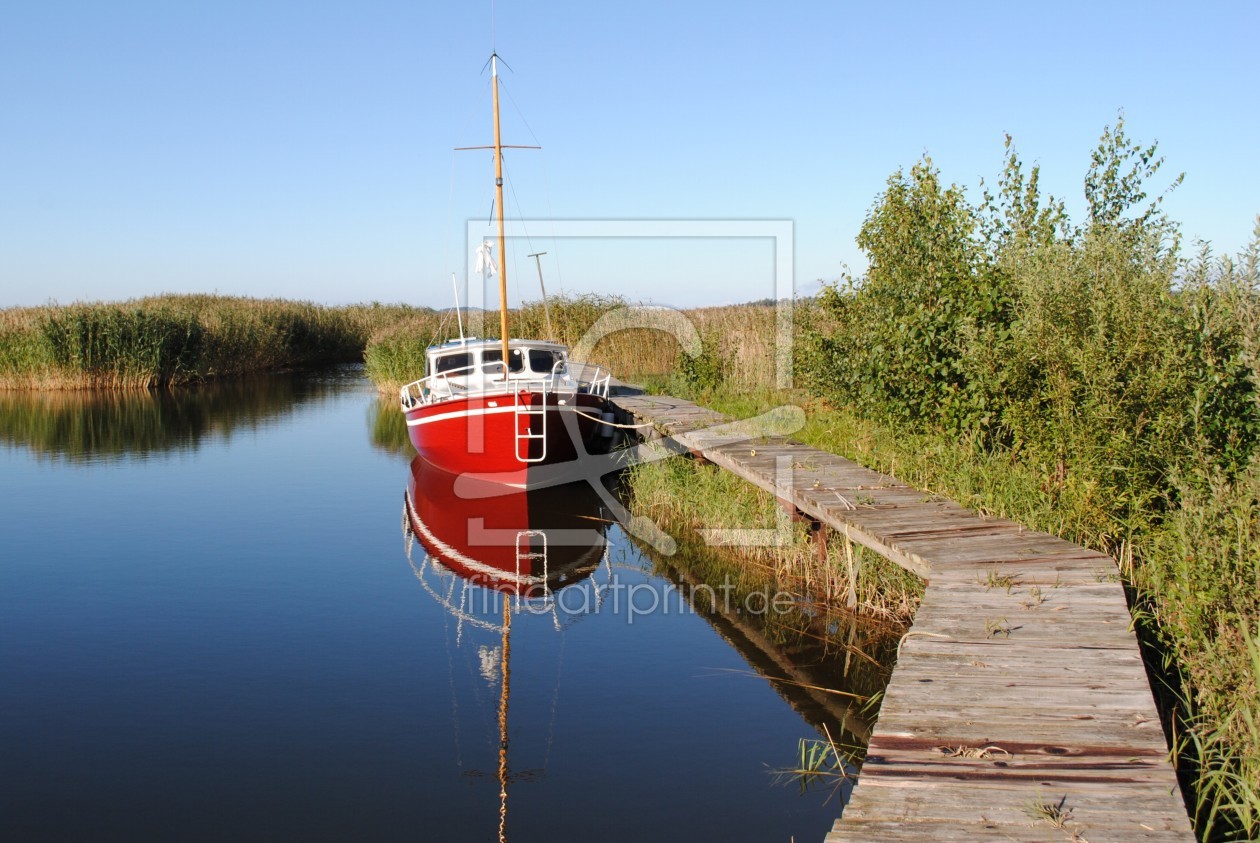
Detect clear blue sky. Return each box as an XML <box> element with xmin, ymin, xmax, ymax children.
<box><xmin>2</xmin><ymin>0</ymin><xmax>1256</xmax><ymax>309</ymax></box>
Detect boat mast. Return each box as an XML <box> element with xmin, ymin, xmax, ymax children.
<box><xmin>491</xmin><ymin>54</ymin><xmax>510</xmax><ymax>368</ymax></box>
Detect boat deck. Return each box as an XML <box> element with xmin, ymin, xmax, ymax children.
<box><xmin>609</xmin><ymin>392</ymin><xmax>1193</xmax><ymax>842</ymax></box>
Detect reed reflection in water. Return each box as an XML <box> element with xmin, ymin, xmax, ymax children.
<box><xmin>0</xmin><ymin>368</ymin><xmax>358</xmax><ymax>462</ymax></box>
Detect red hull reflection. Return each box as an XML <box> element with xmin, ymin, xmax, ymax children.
<box><xmin>403</xmin><ymin>456</ymin><xmax>609</xmax><ymax>599</ymax></box>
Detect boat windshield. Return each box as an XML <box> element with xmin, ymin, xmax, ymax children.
<box><xmin>434</xmin><ymin>352</ymin><xmax>473</xmax><ymax>374</ymax></box>
<box><xmin>482</xmin><ymin>348</ymin><xmax>526</xmax><ymax>374</ymax></box>
<box><xmin>529</xmin><ymin>349</ymin><xmax>563</xmax><ymax>373</ymax></box>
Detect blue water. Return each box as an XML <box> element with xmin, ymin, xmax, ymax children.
<box><xmin>0</xmin><ymin>369</ymin><xmax>867</xmax><ymax>842</ymax></box>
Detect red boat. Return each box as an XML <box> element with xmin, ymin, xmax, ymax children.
<box><xmin>399</xmin><ymin>338</ymin><xmax>615</xmax><ymax>488</ymax></box>
<box><xmin>398</xmin><ymin>53</ymin><xmax>619</xmax><ymax>488</ymax></box>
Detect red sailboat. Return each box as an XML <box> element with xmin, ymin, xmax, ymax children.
<box><xmin>399</xmin><ymin>54</ymin><xmax>616</xmax><ymax>488</ymax></box>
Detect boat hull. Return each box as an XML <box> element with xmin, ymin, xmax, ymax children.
<box><xmin>403</xmin><ymin>391</ymin><xmax>610</xmax><ymax>487</ymax></box>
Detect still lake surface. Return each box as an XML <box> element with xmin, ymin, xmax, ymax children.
<box><xmin>0</xmin><ymin>369</ymin><xmax>889</xmax><ymax>842</ymax></box>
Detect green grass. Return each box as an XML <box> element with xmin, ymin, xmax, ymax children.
<box><xmin>622</xmin><ymin>445</ymin><xmax>923</xmax><ymax>625</ymax></box>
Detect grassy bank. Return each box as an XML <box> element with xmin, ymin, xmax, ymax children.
<box><xmin>623</xmin><ymin>454</ymin><xmax>923</xmax><ymax>625</ymax></box>
<box><xmin>620</xmin><ymin>453</ymin><xmax>916</xmax><ymax>772</ymax></box>
<box><xmin>622</xmin><ymin>456</ymin><xmax>908</xmax><ymax>764</ymax></box>
<box><xmin>666</xmin><ymin>381</ymin><xmax>1260</xmax><ymax>840</ymax></box>
<box><xmin>0</xmin><ymin>295</ymin><xmax>427</xmax><ymax>389</ymax></box>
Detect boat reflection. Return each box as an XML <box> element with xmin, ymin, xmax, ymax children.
<box><xmin>402</xmin><ymin>456</ymin><xmax>613</xmax><ymax>842</ymax></box>
<box><xmin>403</xmin><ymin>456</ymin><xmax>611</xmax><ymax>604</ymax></box>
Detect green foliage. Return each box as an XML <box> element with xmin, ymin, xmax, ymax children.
<box><xmin>801</xmin><ymin>120</ymin><xmax>1258</xmax><ymax>518</ymax></box>
<box><xmin>1084</xmin><ymin>113</ymin><xmax>1185</xmax><ymax>233</ymax></box>
<box><xmin>41</xmin><ymin>306</ymin><xmax>205</xmax><ymax>386</ymax></box>
<box><xmin>979</xmin><ymin>134</ymin><xmax>1069</xmax><ymax>253</ymax></box>
<box><xmin>800</xmin><ymin>157</ymin><xmax>1009</xmax><ymax>433</ymax></box>
<box><xmin>678</xmin><ymin>331</ymin><xmax>725</xmax><ymax>391</ymax></box>
<box><xmin>1000</xmin><ymin>228</ymin><xmax>1259</xmax><ymax>536</ymax></box>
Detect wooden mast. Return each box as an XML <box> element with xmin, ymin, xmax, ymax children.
<box><xmin>491</xmin><ymin>54</ymin><xmax>510</xmax><ymax>369</ymax></box>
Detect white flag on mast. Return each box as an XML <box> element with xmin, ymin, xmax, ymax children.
<box><xmin>474</xmin><ymin>239</ymin><xmax>497</xmax><ymax>278</ymax></box>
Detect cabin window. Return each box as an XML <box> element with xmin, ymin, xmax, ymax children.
<box><xmin>434</xmin><ymin>352</ymin><xmax>472</xmax><ymax>374</ymax></box>
<box><xmin>482</xmin><ymin>348</ymin><xmax>525</xmax><ymax>374</ymax></box>
<box><xmin>529</xmin><ymin>349</ymin><xmax>561</xmax><ymax>373</ymax></box>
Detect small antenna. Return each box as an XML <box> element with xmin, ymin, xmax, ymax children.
<box><xmin>527</xmin><ymin>251</ymin><xmax>554</xmax><ymax>339</ymax></box>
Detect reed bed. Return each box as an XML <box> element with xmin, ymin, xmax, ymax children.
<box><xmin>362</xmin><ymin>293</ymin><xmax>780</xmax><ymax>393</ymax></box>
<box><xmin>514</xmin><ymin>296</ymin><xmax>779</xmax><ymax>391</ymax></box>
<box><xmin>0</xmin><ymin>290</ymin><xmax>777</xmax><ymax>394</ymax></box>
<box><xmin>0</xmin><ymin>295</ymin><xmax>428</xmax><ymax>390</ymax></box>
<box><xmin>361</xmin><ymin>310</ymin><xmax>448</xmax><ymax>392</ymax></box>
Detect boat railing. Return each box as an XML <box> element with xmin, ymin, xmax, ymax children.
<box><xmin>568</xmin><ymin>361</ymin><xmax>611</xmax><ymax>399</ymax></box>
<box><xmin>400</xmin><ymin>359</ymin><xmax>610</xmax><ymax>409</ymax></box>
<box><xmin>400</xmin><ymin>361</ymin><xmax>511</xmax><ymax>408</ymax></box>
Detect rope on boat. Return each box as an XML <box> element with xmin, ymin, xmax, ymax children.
<box><xmin>571</xmin><ymin>408</ymin><xmax>657</xmax><ymax>430</ymax></box>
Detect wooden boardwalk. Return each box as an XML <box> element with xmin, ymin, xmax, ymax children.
<box><xmin>609</xmin><ymin>393</ymin><xmax>1193</xmax><ymax>842</ymax></box>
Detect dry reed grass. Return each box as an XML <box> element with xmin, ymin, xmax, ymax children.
<box><xmin>363</xmin><ymin>295</ymin><xmax>780</xmax><ymax>393</ymax></box>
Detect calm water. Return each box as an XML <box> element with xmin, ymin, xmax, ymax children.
<box><xmin>0</xmin><ymin>369</ymin><xmax>889</xmax><ymax>842</ymax></box>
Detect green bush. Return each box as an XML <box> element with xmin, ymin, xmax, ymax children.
<box><xmin>678</xmin><ymin>331</ymin><xmax>725</xmax><ymax>391</ymax></box>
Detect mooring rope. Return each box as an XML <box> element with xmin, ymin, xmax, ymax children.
<box><xmin>570</xmin><ymin>407</ymin><xmax>657</xmax><ymax>430</ymax></box>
